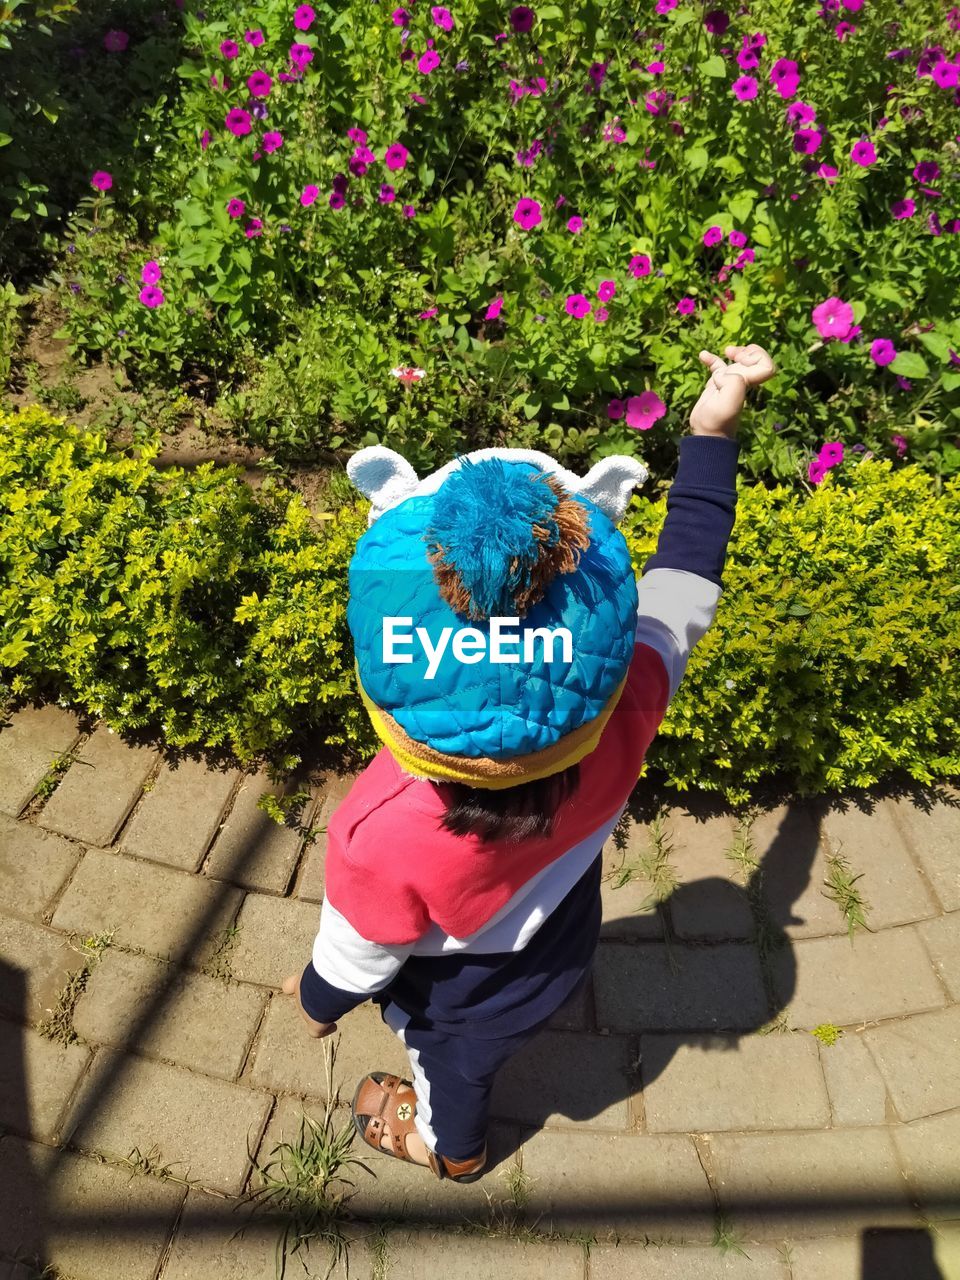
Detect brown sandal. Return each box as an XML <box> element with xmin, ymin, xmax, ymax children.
<box><xmin>351</xmin><ymin>1072</ymin><xmax>487</xmax><ymax>1183</ymax></box>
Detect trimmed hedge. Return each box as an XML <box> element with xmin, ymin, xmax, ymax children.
<box><xmin>1</xmin><ymin>406</ymin><xmax>957</xmax><ymax>804</ymax></box>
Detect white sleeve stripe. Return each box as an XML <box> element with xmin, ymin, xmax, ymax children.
<box><xmin>311</xmin><ymin>898</ymin><xmax>413</xmax><ymax>994</ymax></box>
<box><xmin>635</xmin><ymin>568</ymin><xmax>722</xmax><ymax>702</ymax></box>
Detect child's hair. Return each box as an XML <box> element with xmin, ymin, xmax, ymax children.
<box><xmin>439</xmin><ymin>763</ymin><xmax>581</xmax><ymax>843</ymax></box>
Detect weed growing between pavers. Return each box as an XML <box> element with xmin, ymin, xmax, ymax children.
<box><xmin>35</xmin><ymin>930</ymin><xmax>114</xmax><ymax>1045</ymax></box>
<box><xmin>608</xmin><ymin>810</ymin><xmax>679</xmax><ymax>908</ymax></box>
<box><xmin>822</xmin><ymin>852</ymin><xmax>872</xmax><ymax>939</ymax></box>
<box><xmin>108</xmin><ymin>1142</ymin><xmax>197</xmax><ymax>1187</ymax></box>
<box><xmin>811</xmin><ymin>1023</ymin><xmax>845</xmax><ymax>1047</ymax></box>
<box><xmin>8</xmin><ymin>1252</ymin><xmax>73</xmax><ymax>1280</ymax></box>
<box><xmin>202</xmin><ymin>923</ymin><xmax>241</xmax><ymax>982</ymax></box>
<box><xmin>19</xmin><ymin>737</ymin><xmax>91</xmax><ymax>821</ymax></box>
<box><xmin>712</xmin><ymin>1212</ymin><xmax>750</xmax><ymax>1259</ymax></box>
<box><xmin>245</xmin><ymin>1037</ymin><xmax>374</xmax><ymax>1280</ymax></box>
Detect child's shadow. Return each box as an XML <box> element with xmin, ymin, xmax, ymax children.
<box><xmin>490</xmin><ymin>791</ymin><xmax>833</xmax><ymax>1154</ymax></box>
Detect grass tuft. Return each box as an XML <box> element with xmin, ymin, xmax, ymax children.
<box><xmin>822</xmin><ymin>851</ymin><xmax>871</xmax><ymax>939</ymax></box>
<box><xmin>35</xmin><ymin>930</ymin><xmax>114</xmax><ymax>1045</ymax></box>
<box><xmin>712</xmin><ymin>1212</ymin><xmax>750</xmax><ymax>1259</ymax></box>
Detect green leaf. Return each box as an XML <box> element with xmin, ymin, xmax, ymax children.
<box><xmin>728</xmin><ymin>192</ymin><xmax>755</xmax><ymax>223</ymax></box>
<box><xmin>685</xmin><ymin>145</ymin><xmax>709</xmax><ymax>173</ymax></box>
<box><xmin>917</xmin><ymin>331</ymin><xmax>951</xmax><ymax>362</ymax></box>
<box><xmin>0</xmin><ymin>133</ymin><xmax>12</xmax><ymax>148</ymax></box>
<box><xmin>700</xmin><ymin>54</ymin><xmax>727</xmax><ymax>77</ymax></box>
<box><xmin>889</xmin><ymin>351</ymin><xmax>929</xmax><ymax>379</ymax></box>
<box><xmin>786</xmin><ymin>604</ymin><xmax>812</xmax><ymax>618</ymax></box>
<box><xmin>538</xmin><ymin>4</ymin><xmax>564</xmax><ymax>16</ymax></box>
<box><xmin>523</xmin><ymin>396</ymin><xmax>541</xmax><ymax>420</ymax></box>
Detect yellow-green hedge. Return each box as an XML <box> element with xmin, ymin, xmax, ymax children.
<box><xmin>2</xmin><ymin>406</ymin><xmax>957</xmax><ymax>804</ymax></box>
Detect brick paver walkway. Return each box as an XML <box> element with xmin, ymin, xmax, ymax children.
<box><xmin>1</xmin><ymin>701</ymin><xmax>958</xmax><ymax>1279</ymax></box>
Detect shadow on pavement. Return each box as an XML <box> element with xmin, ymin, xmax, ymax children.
<box><xmin>0</xmin><ymin>958</ymin><xmax>48</xmax><ymax>1272</ymax></box>
<box><xmin>861</xmin><ymin>1227</ymin><xmax>945</xmax><ymax>1278</ymax></box>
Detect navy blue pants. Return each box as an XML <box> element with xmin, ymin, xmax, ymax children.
<box><xmin>372</xmin><ymin>852</ymin><xmax>603</xmax><ymax>1162</ymax></box>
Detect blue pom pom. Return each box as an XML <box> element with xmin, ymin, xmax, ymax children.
<box><xmin>426</xmin><ymin>458</ymin><xmax>564</xmax><ymax>618</ymax></box>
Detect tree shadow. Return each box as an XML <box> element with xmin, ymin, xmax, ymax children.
<box><xmin>861</xmin><ymin>1227</ymin><xmax>946</xmax><ymax>1279</ymax></box>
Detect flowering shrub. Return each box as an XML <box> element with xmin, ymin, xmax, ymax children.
<box><xmin>2</xmin><ymin>406</ymin><xmax>958</xmax><ymax>801</ymax></box>
<box><xmin>42</xmin><ymin>0</ymin><xmax>960</xmax><ymax>486</ymax></box>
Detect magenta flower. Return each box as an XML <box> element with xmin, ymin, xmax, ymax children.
<box><xmin>329</xmin><ymin>192</ymin><xmax>346</xmax><ymax>209</ymax></box>
<box><xmin>625</xmin><ymin>391</ymin><xmax>667</xmax><ymax>430</ymax></box>
<box><xmin>595</xmin><ymin>303</ymin><xmax>609</xmax><ymax>321</ymax></box>
<box><xmin>90</xmin><ymin>170</ymin><xmax>113</xmax><ymax>192</ymax></box>
<box><xmin>245</xmin><ymin>29</ymin><xmax>264</xmax><ymax>46</ymax></box>
<box><xmin>836</xmin><ymin>21</ymin><xmax>856</xmax><ymax>40</ymax></box>
<box><xmin>103</xmin><ymin>30</ymin><xmax>129</xmax><ymax>53</ymax></box>
<box><xmin>808</xmin><ymin>458</ymin><xmax>827</xmax><ymax>486</ymax></box>
<box><xmin>655</xmin><ymin>0</ymin><xmax>678</xmax><ymax>12</ymax></box>
<box><xmin>628</xmin><ymin>254</ymin><xmax>652</xmax><ymax>277</ymax></box>
<box><xmin>201</xmin><ymin>129</ymin><xmax>211</xmax><ymax>151</ymax></box>
<box><xmin>220</xmin><ymin>39</ymin><xmax>240</xmax><ymax>59</ymax></box>
<box><xmin>262</xmin><ymin>132</ymin><xmax>283</xmax><ymax>153</ymax></box>
<box><xmin>227</xmin><ymin>198</ymin><xmax>246</xmax><ymax>218</ymax></box>
<box><xmin>794</xmin><ymin>128</ymin><xmax>822</xmax><ymax>154</ymax></box>
<box><xmin>737</xmin><ymin>46</ymin><xmax>760</xmax><ymax>70</ymax></box>
<box><xmin>608</xmin><ymin>398</ymin><xmax>625</xmax><ymax>420</ymax></box>
<box><xmin>290</xmin><ymin>43</ymin><xmax>314</xmax><ymax>67</ymax></box>
<box><xmin>379</xmin><ymin>184</ymin><xmax>396</xmax><ymax>203</ymax></box>
<box><xmin>770</xmin><ymin>57</ymin><xmax>800</xmax><ymax>98</ymax></box>
<box><xmin>225</xmin><ymin>108</ymin><xmax>252</xmax><ymax>137</ymax></box>
<box><xmin>677</xmin><ymin>296</ymin><xmax>696</xmax><ymax>315</ymax></box>
<box><xmin>139</xmin><ymin>285</ymin><xmax>164</xmax><ymax>308</ymax></box>
<box><xmin>732</xmin><ymin>76</ymin><xmax>759</xmax><ymax>100</ymax></box>
<box><xmin>141</xmin><ymin>261</ymin><xmax>162</xmax><ymax>285</ymax></box>
<box><xmin>647</xmin><ymin>60</ymin><xmax>665</xmax><ymax>74</ymax></box>
<box><xmin>509</xmin><ymin>6</ymin><xmax>535</xmax><ymax>33</ymax></box>
<box><xmin>565</xmin><ymin>293</ymin><xmax>592</xmax><ymax>318</ymax></box>
<box><xmin>932</xmin><ymin>60</ymin><xmax>959</xmax><ymax>89</ymax></box>
<box><xmin>485</xmin><ymin>296</ymin><xmax>504</xmax><ymax>320</ymax></box>
<box><xmin>384</xmin><ymin>142</ymin><xmax>409</xmax><ymax>170</ymax></box>
<box><xmin>513</xmin><ymin>198</ymin><xmax>543</xmax><ymax>229</ymax></box>
<box><xmin>892</xmin><ymin>198</ymin><xmax>916</xmax><ymax>220</ymax></box>
<box><xmin>891</xmin><ymin>433</ymin><xmax>908</xmax><ymax>456</ymax></box>
<box><xmin>419</xmin><ymin>308</ymin><xmax>439</xmax><ymax>319</ymax></box>
<box><xmin>728</xmin><ymin>230</ymin><xmax>748</xmax><ymax>249</ymax></box>
<box><xmin>300</xmin><ymin>185</ymin><xmax>319</xmax><ymax>207</ymax></box>
<box><xmin>914</xmin><ymin>161</ymin><xmax>941</xmax><ymax>184</ymax></box>
<box><xmin>819</xmin><ymin>442</ymin><xmax>844</xmax><ymax>469</ymax></box>
<box><xmin>812</xmin><ymin>297</ymin><xmax>855</xmax><ymax>340</ymax></box>
<box><xmin>786</xmin><ymin>101</ymin><xmax>816</xmax><ymax>125</ymax></box>
<box><xmin>348</xmin><ymin>128</ymin><xmax>368</xmax><ymax>144</ymax></box>
<box><xmin>294</xmin><ymin>4</ymin><xmax>316</xmax><ymax>30</ymax></box>
<box><xmin>402</xmin><ymin>204</ymin><xmax>417</xmax><ymax>218</ymax></box>
<box><xmin>418</xmin><ymin>49</ymin><xmax>441</xmax><ymax>73</ymax></box>
<box><xmin>597</xmin><ymin>280</ymin><xmax>616</xmax><ymax>302</ymax></box>
<box><xmin>248</xmin><ymin>70</ymin><xmax>273</xmax><ymax>97</ymax></box>
<box><xmin>392</xmin><ymin>7</ymin><xmax>411</xmax><ymax>24</ymax></box>
<box><xmin>567</xmin><ymin>216</ymin><xmax>584</xmax><ymax>234</ymax></box>
<box><xmin>817</xmin><ymin>163</ymin><xmax>839</xmax><ymax>184</ymax></box>
<box><xmin>851</xmin><ymin>137</ymin><xmax>876</xmax><ymax>166</ymax></box>
<box><xmin>870</xmin><ymin>338</ymin><xmax>897</xmax><ymax>366</ymax></box>
<box><xmin>704</xmin><ymin>9</ymin><xmax>730</xmax><ymax>34</ymax></box>
<box><xmin>432</xmin><ymin>6</ymin><xmax>454</xmax><ymax>29</ymax></box>
<box><xmin>703</xmin><ymin>225</ymin><xmax>724</xmax><ymax>247</ymax></box>
<box><xmin>245</xmin><ymin>219</ymin><xmax>264</xmax><ymax>238</ymax></box>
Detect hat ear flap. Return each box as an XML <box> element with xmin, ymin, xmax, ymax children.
<box><xmin>575</xmin><ymin>456</ymin><xmax>649</xmax><ymax>523</ymax></box>
<box><xmin>347</xmin><ymin>446</ymin><xmax>420</xmax><ymax>524</ymax></box>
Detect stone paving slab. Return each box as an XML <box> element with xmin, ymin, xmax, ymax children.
<box><xmin>600</xmin><ymin>841</ymin><xmax>663</xmax><ymax>940</ymax></box>
<box><xmin>640</xmin><ymin>1032</ymin><xmax>829</xmax><ymax>1133</ymax></box>
<box><xmin>665</xmin><ymin>809</ymin><xmax>754</xmax><ymax>941</ymax></box>
<box><xmin>822</xmin><ymin>799</ymin><xmax>938</xmax><ymax>928</ymax></box>
<box><xmin>704</xmin><ymin>1128</ymin><xmax>917</xmax><ymax>1239</ymax></box>
<box><xmin>772</xmin><ymin>927</ymin><xmax>946</xmax><ymax>1027</ymax></box>
<box><xmin>294</xmin><ymin>829</ymin><xmax>327</xmax><ymax>902</ymax></box>
<box><xmin>161</xmin><ymin>1189</ymin><xmax>377</xmax><ymax>1280</ymax></box>
<box><xmin>891</xmin><ymin>1108</ymin><xmax>960</xmax><ymax>1221</ymax></box>
<box><xmin>203</xmin><ymin>770</ymin><xmax>314</xmax><ymax>894</ymax></box>
<box><xmin>490</xmin><ymin>1028</ymin><xmax>635</xmax><ymax>1131</ymax></box>
<box><xmin>919</xmin><ymin>912</ymin><xmax>960</xmax><ymax>1000</ymax></box>
<box><xmin>0</xmin><ymin>1022</ymin><xmax>89</xmax><ymax>1141</ymax></box>
<box><xmin>51</xmin><ymin>848</ymin><xmax>243</xmax><ymax>966</ymax></box>
<box><xmin>247</xmin><ymin>996</ymin><xmax>407</xmax><ymax>1100</ymax></box>
<box><xmin>0</xmin><ymin>702</ymin><xmax>81</xmax><ymax>817</ymax></box>
<box><xmin>862</xmin><ymin>1005</ymin><xmax>960</xmax><ymax>1121</ymax></box>
<box><xmin>520</xmin><ymin>1128</ymin><xmax>716</xmax><ymax>1241</ymax></box>
<box><xmin>0</xmin><ymin>815</ymin><xmax>79</xmax><ymax>922</ymax></box>
<box><xmin>816</xmin><ymin>1031</ymin><xmax>890</xmax><ymax>1126</ymax></box>
<box><xmin>546</xmin><ymin>972</ymin><xmax>592</xmax><ymax>1031</ymax></box>
<box><xmin>886</xmin><ymin>786</ymin><xmax>960</xmax><ymax>912</ymax></box>
<box><xmin>38</xmin><ymin>727</ymin><xmax>157</xmax><ymax>847</ymax></box>
<box><xmin>72</xmin><ymin>947</ymin><xmax>266</xmax><ymax>1080</ymax></box>
<box><xmin>61</xmin><ymin>1047</ymin><xmax>272</xmax><ymax>1194</ymax></box>
<box><xmin>382</xmin><ymin>1229</ymin><xmax>584</xmax><ymax>1279</ymax></box>
<box><xmin>593</xmin><ymin>942</ymin><xmax>767</xmax><ymax>1033</ymax></box>
<box><xmin>589</xmin><ymin>1241</ymin><xmax>789</xmax><ymax>1278</ymax></box>
<box><xmin>229</xmin><ymin>892</ymin><xmax>320</xmax><ymax>987</ymax></box>
<box><xmin>789</xmin><ymin>1226</ymin><xmax>960</xmax><ymax>1280</ymax></box>
<box><xmin>750</xmin><ymin>803</ymin><xmax>847</xmax><ymax>940</ymax></box>
<box><xmin>0</xmin><ymin>914</ymin><xmax>80</xmax><ymax>1025</ymax></box>
<box><xmin>0</xmin><ymin>1133</ymin><xmax>185</xmax><ymax>1280</ymax></box>
<box><xmin>121</xmin><ymin>756</ymin><xmax>240</xmax><ymax>872</ymax></box>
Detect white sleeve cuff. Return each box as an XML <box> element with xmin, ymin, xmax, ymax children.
<box><xmin>311</xmin><ymin>898</ymin><xmax>413</xmax><ymax>994</ymax></box>
<box><xmin>635</xmin><ymin>568</ymin><xmax>722</xmax><ymax>703</ymax></box>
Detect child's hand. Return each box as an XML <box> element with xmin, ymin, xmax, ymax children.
<box><xmin>689</xmin><ymin>344</ymin><xmax>777</xmax><ymax>437</ymax></box>
<box><xmin>282</xmin><ymin>973</ymin><xmax>338</xmax><ymax>1039</ymax></box>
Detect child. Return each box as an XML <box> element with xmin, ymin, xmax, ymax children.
<box><xmin>282</xmin><ymin>343</ymin><xmax>776</xmax><ymax>1183</ymax></box>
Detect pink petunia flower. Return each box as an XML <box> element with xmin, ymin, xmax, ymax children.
<box><xmin>513</xmin><ymin>198</ymin><xmax>542</xmax><ymax>229</ymax></box>
<box><xmin>816</xmin><ymin>163</ymin><xmax>839</xmax><ymax>184</ymax></box>
<box><xmin>245</xmin><ymin>219</ymin><xmax>264</xmax><ymax>238</ymax></box>
<box><xmin>294</xmin><ymin>5</ymin><xmax>316</xmax><ymax>30</ymax></box>
<box><xmin>139</xmin><ymin>285</ymin><xmax>164</xmax><ymax>308</ymax></box>
<box><xmin>677</xmin><ymin>296</ymin><xmax>696</xmax><ymax>315</ymax></box>
<box><xmin>891</xmin><ymin>433</ymin><xmax>908</xmax><ymax>456</ymax></box>
<box><xmin>485</xmin><ymin>297</ymin><xmax>504</xmax><ymax>320</ymax></box>
<box><xmin>728</xmin><ymin>230</ymin><xmax>748</xmax><ymax>248</ymax></box>
<box><xmin>141</xmin><ymin>261</ymin><xmax>162</xmax><ymax>285</ymax></box>
<box><xmin>379</xmin><ymin>184</ymin><xmax>396</xmax><ymax>203</ymax></box>
<box><xmin>90</xmin><ymin>170</ymin><xmax>113</xmax><ymax>192</ymax></box>
<box><xmin>384</xmin><ymin>142</ymin><xmax>409</xmax><ymax>170</ymax></box>
<box><xmin>770</xmin><ymin>57</ymin><xmax>800</xmax><ymax>98</ymax></box>
<box><xmin>732</xmin><ymin>75</ymin><xmax>759</xmax><ymax>100</ymax></box>
<box><xmin>565</xmin><ymin>293</ymin><xmax>592</xmax><ymax>318</ymax></box>
<box><xmin>248</xmin><ymin>70</ymin><xmax>273</xmax><ymax>97</ymax></box>
<box><xmin>625</xmin><ymin>391</ymin><xmax>667</xmax><ymax>430</ymax></box>
<box><xmin>703</xmin><ymin>226</ymin><xmax>724</xmax><ymax>247</ymax></box>
<box><xmin>103</xmin><ymin>30</ymin><xmax>129</xmax><ymax>53</ymax></box>
<box><xmin>819</xmin><ymin>441</ymin><xmax>844</xmax><ymax>467</ymax></box>
<box><xmin>402</xmin><ymin>204</ymin><xmax>417</xmax><ymax>218</ymax></box>
<box><xmin>245</xmin><ymin>29</ymin><xmax>264</xmax><ymax>46</ymax></box>
<box><xmin>329</xmin><ymin>192</ymin><xmax>346</xmax><ymax>209</ymax></box>
<box><xmin>836</xmin><ymin>21</ymin><xmax>856</xmax><ymax>40</ymax></box>
<box><xmin>891</xmin><ymin>198</ymin><xmax>916</xmax><ymax>219</ymax></box>
<box><xmin>786</xmin><ymin>101</ymin><xmax>816</xmax><ymax>126</ymax></box>
<box><xmin>608</xmin><ymin>399</ymin><xmax>625</xmax><ymax>420</ymax></box>
<box><xmin>851</xmin><ymin>137</ymin><xmax>876</xmax><ymax>166</ymax></box>
<box><xmin>628</xmin><ymin>254</ymin><xmax>652</xmax><ymax>277</ymax></box>
<box><xmin>392</xmin><ymin>8</ymin><xmax>411</xmax><ymax>26</ymax></box>
<box><xmin>225</xmin><ymin>108</ymin><xmax>252</xmax><ymax>137</ymax></box>
<box><xmin>655</xmin><ymin>0</ymin><xmax>678</xmax><ymax>12</ymax></box>
<box><xmin>597</xmin><ymin>280</ymin><xmax>617</xmax><ymax>302</ymax></box>
<box><xmin>794</xmin><ymin>128</ymin><xmax>822</xmax><ymax>154</ymax></box>
<box><xmin>201</xmin><ymin>129</ymin><xmax>211</xmax><ymax>151</ymax></box>
<box><xmin>704</xmin><ymin>9</ymin><xmax>730</xmax><ymax>34</ymax></box>
<box><xmin>227</xmin><ymin>197</ymin><xmax>246</xmax><ymax>218</ymax></box>
<box><xmin>220</xmin><ymin>39</ymin><xmax>239</xmax><ymax>58</ymax></box>
<box><xmin>262</xmin><ymin>132</ymin><xmax>283</xmax><ymax>153</ymax></box>
<box><xmin>808</xmin><ymin>458</ymin><xmax>827</xmax><ymax>486</ymax></box>
<box><xmin>300</xmin><ymin>186</ymin><xmax>319</xmax><ymax>207</ymax></box>
<box><xmin>432</xmin><ymin>6</ymin><xmax>454</xmax><ymax>29</ymax></box>
<box><xmin>290</xmin><ymin>42</ymin><xmax>314</xmax><ymax>68</ymax></box>
<box><xmin>509</xmin><ymin>6</ymin><xmax>536</xmax><ymax>33</ymax></box>
<box><xmin>811</xmin><ymin>296</ymin><xmax>855</xmax><ymax>340</ymax></box>
<box><xmin>870</xmin><ymin>338</ymin><xmax>897</xmax><ymax>366</ymax></box>
<box><xmin>737</xmin><ymin>46</ymin><xmax>759</xmax><ymax>70</ymax></box>
<box><xmin>932</xmin><ymin>60</ymin><xmax>959</xmax><ymax>89</ymax></box>
<box><xmin>567</xmin><ymin>216</ymin><xmax>584</xmax><ymax>234</ymax></box>
<box><xmin>418</xmin><ymin>308</ymin><xmax>439</xmax><ymax>319</ymax></box>
<box><xmin>914</xmin><ymin>161</ymin><xmax>941</xmax><ymax>184</ymax></box>
<box><xmin>418</xmin><ymin>49</ymin><xmax>441</xmax><ymax>73</ymax></box>
<box><xmin>348</xmin><ymin>128</ymin><xmax>368</xmax><ymax>144</ymax></box>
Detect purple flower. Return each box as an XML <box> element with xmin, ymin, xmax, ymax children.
<box><xmin>384</xmin><ymin>142</ymin><xmax>409</xmax><ymax>170</ymax></box>
<box><xmin>913</xmin><ymin>161</ymin><xmax>940</xmax><ymax>184</ymax></box>
<box><xmin>567</xmin><ymin>215</ymin><xmax>584</xmax><ymax>234</ymax></box>
<box><xmin>245</xmin><ymin>219</ymin><xmax>263</xmax><ymax>238</ymax></box>
<box><xmin>225</xmin><ymin>108</ymin><xmax>252</xmax><ymax>137</ymax></box>
<box><xmin>704</xmin><ymin>9</ymin><xmax>730</xmax><ymax>34</ymax></box>
<box><xmin>262</xmin><ymin>131</ymin><xmax>283</xmax><ymax>153</ymax></box>
<box><xmin>786</xmin><ymin>101</ymin><xmax>817</xmax><ymax>125</ymax></box>
<box><xmin>227</xmin><ymin>197</ymin><xmax>245</xmax><ymax>218</ymax></box>
<box><xmin>732</xmin><ymin>75</ymin><xmax>759</xmax><ymax>100</ymax></box>
<box><xmin>248</xmin><ymin>70</ymin><xmax>273</xmax><ymax>97</ymax></box>
<box><xmin>794</xmin><ymin>128</ymin><xmax>822</xmax><ymax>154</ymax></box>
<box><xmin>103</xmin><ymin>29</ymin><xmax>129</xmax><ymax>53</ymax></box>
<box><xmin>851</xmin><ymin>137</ymin><xmax>877</xmax><ymax>166</ymax></box>
<box><xmin>770</xmin><ymin>57</ymin><xmax>800</xmax><ymax>98</ymax></box>
<box><xmin>220</xmin><ymin>39</ymin><xmax>239</xmax><ymax>58</ymax></box>
<box><xmin>565</xmin><ymin>293</ymin><xmax>592</xmax><ymax>317</ymax></box>
<box><xmin>329</xmin><ymin>191</ymin><xmax>346</xmax><ymax>210</ymax></box>
<box><xmin>513</xmin><ymin>198</ymin><xmax>543</xmax><ymax>229</ymax></box>
<box><xmin>819</xmin><ymin>441</ymin><xmax>844</xmax><ymax>468</ymax></box>
<box><xmin>290</xmin><ymin>43</ymin><xmax>314</xmax><ymax>68</ymax></box>
<box><xmin>509</xmin><ymin>6</ymin><xmax>535</xmax><ymax>33</ymax></box>
<box><xmin>402</xmin><ymin>204</ymin><xmax>416</xmax><ymax>218</ymax></box>
<box><xmin>891</xmin><ymin>198</ymin><xmax>916</xmax><ymax>220</ymax></box>
<box><xmin>90</xmin><ymin>170</ymin><xmax>113</xmax><ymax>191</ymax></box>
<box><xmin>432</xmin><ymin>6</ymin><xmax>454</xmax><ymax>30</ymax></box>
<box><xmin>294</xmin><ymin>4</ymin><xmax>315</xmax><ymax>31</ymax></box>
<box><xmin>139</xmin><ymin>285</ymin><xmax>164</xmax><ymax>308</ymax></box>
<box><xmin>870</xmin><ymin>338</ymin><xmax>897</xmax><ymax>366</ymax></box>
<box><xmin>485</xmin><ymin>296</ymin><xmax>504</xmax><ymax>320</ymax></box>
<box><xmin>378</xmin><ymin>184</ymin><xmax>396</xmax><ymax>203</ymax></box>
<box><xmin>728</xmin><ymin>230</ymin><xmax>748</xmax><ymax>248</ymax></box>
<box><xmin>608</xmin><ymin>398</ymin><xmax>625</xmax><ymax>420</ymax></box>
<box><xmin>244</xmin><ymin>29</ymin><xmax>264</xmax><ymax>46</ymax></box>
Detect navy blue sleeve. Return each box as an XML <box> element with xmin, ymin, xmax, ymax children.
<box><xmin>298</xmin><ymin>962</ymin><xmax>371</xmax><ymax>1024</ymax></box>
<box><xmin>641</xmin><ymin>435</ymin><xmax>740</xmax><ymax>589</ymax></box>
